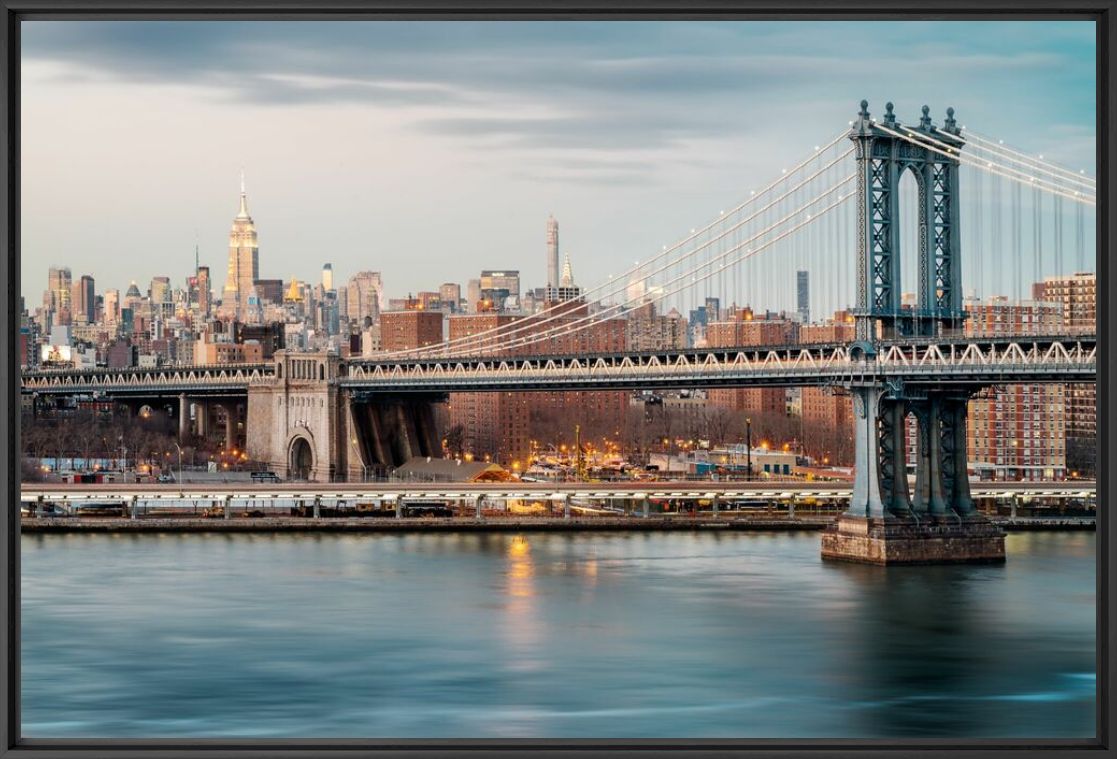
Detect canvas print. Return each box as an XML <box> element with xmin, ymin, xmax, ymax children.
<box><xmin>17</xmin><ymin>20</ymin><xmax>1097</xmax><ymax>739</ymax></box>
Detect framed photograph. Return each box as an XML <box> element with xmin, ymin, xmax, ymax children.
<box><xmin>2</xmin><ymin>2</ymin><xmax>1111</xmax><ymax>757</ymax></box>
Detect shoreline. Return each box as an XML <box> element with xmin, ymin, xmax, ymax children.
<box><xmin>19</xmin><ymin>516</ymin><xmax>1095</xmax><ymax>534</ymax></box>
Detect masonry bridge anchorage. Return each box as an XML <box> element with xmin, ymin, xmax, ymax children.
<box><xmin>244</xmin><ymin>351</ymin><xmax>444</xmax><ymax>484</ymax></box>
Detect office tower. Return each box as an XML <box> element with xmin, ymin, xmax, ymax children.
<box><xmin>346</xmin><ymin>271</ymin><xmax>383</xmax><ymax>324</ymax></box>
<box><xmin>322</xmin><ymin>263</ymin><xmax>334</xmax><ymax>292</ymax></box>
<box><xmin>796</xmin><ymin>270</ymin><xmax>810</xmax><ymax>324</ymax></box>
<box><xmin>148</xmin><ymin>276</ymin><xmax>172</xmax><ymax>321</ymax></box>
<box><xmin>546</xmin><ymin>215</ymin><xmax>559</xmax><ymax>289</ymax></box>
<box><xmin>47</xmin><ymin>266</ymin><xmax>72</xmax><ymax>326</ymax></box>
<box><xmin>466</xmin><ymin>279</ymin><xmax>482</xmax><ymax>313</ymax></box>
<box><xmin>439</xmin><ymin>282</ymin><xmax>461</xmax><ymax>313</ymax></box>
<box><xmin>253</xmin><ymin>278</ymin><xmax>284</xmax><ymax>305</ymax></box>
<box><xmin>196</xmin><ymin>265</ymin><xmax>212</xmax><ymax>318</ymax></box>
<box><xmin>71</xmin><ymin>274</ymin><xmax>95</xmax><ymax>325</ymax></box>
<box><xmin>103</xmin><ymin>288</ymin><xmax>120</xmax><ymax>325</ymax></box>
<box><xmin>220</xmin><ymin>173</ymin><xmax>260</xmax><ymax>320</ymax></box>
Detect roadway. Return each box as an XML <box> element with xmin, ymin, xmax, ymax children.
<box><xmin>19</xmin><ymin>480</ymin><xmax>1097</xmax><ymax>503</ymax></box>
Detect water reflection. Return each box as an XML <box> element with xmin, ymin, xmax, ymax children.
<box><xmin>21</xmin><ymin>531</ymin><xmax>1095</xmax><ymax>739</ymax></box>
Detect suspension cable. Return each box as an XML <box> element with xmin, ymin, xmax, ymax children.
<box><xmin>880</xmin><ymin>124</ymin><xmax>1095</xmax><ymax>206</ymax></box>
<box><xmin>389</xmin><ymin>147</ymin><xmax>854</xmax><ymax>358</ymax></box>
<box><xmin>386</xmin><ymin>178</ymin><xmax>854</xmax><ymax>358</ymax></box>
<box><xmin>382</xmin><ymin>131</ymin><xmax>852</xmax><ymax>358</ymax></box>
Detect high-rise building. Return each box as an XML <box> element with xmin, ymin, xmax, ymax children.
<box><xmin>480</xmin><ymin>270</ymin><xmax>520</xmax><ymax>305</ymax></box>
<box><xmin>626</xmin><ymin>304</ymin><xmax>687</xmax><ymax>351</ymax></box>
<box><xmin>946</xmin><ymin>296</ymin><xmax>1066</xmax><ymax>481</ymax></box>
<box><xmin>380</xmin><ymin>310</ymin><xmax>443</xmax><ymax>351</ymax></box>
<box><xmin>46</xmin><ymin>266</ymin><xmax>72</xmax><ymax>326</ymax></box>
<box><xmin>546</xmin><ymin>215</ymin><xmax>559</xmax><ymax>289</ymax></box>
<box><xmin>103</xmin><ymin>288</ymin><xmax>120</xmax><ymax>325</ymax></box>
<box><xmin>220</xmin><ymin>174</ymin><xmax>260</xmax><ymax>320</ymax></box>
<box><xmin>466</xmin><ymin>279</ymin><xmax>482</xmax><ymax>313</ymax></box>
<box><xmin>149</xmin><ymin>276</ymin><xmax>172</xmax><ymax>320</ymax></box>
<box><xmin>1033</xmin><ymin>272</ymin><xmax>1097</xmax><ymax>476</ymax></box>
<box><xmin>71</xmin><ymin>274</ymin><xmax>95</xmax><ymax>325</ymax></box>
<box><xmin>707</xmin><ymin>310</ymin><xmax>798</xmax><ymax>418</ymax></box>
<box><xmin>322</xmin><ymin>263</ymin><xmax>334</xmax><ymax>292</ymax></box>
<box><xmin>253</xmin><ymin>278</ymin><xmax>284</xmax><ymax>305</ymax></box>
<box><xmin>439</xmin><ymin>282</ymin><xmax>462</xmax><ymax>313</ymax></box>
<box><xmin>796</xmin><ymin>271</ymin><xmax>810</xmax><ymax>324</ymax></box>
<box><xmin>196</xmin><ymin>265</ymin><xmax>212</xmax><ymax>318</ymax></box>
<box><xmin>346</xmin><ymin>271</ymin><xmax>383</xmax><ymax>325</ymax></box>
<box><xmin>546</xmin><ymin>255</ymin><xmax>582</xmax><ymax>303</ymax></box>
<box><xmin>799</xmin><ymin>313</ymin><xmax>856</xmax><ymax>465</ymax></box>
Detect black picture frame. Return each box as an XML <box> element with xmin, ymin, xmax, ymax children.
<box><xmin>1</xmin><ymin>2</ymin><xmax>1112</xmax><ymax>757</ymax></box>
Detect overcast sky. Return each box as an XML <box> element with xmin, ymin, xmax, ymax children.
<box><xmin>20</xmin><ymin>20</ymin><xmax>1096</xmax><ymax>305</ymax></box>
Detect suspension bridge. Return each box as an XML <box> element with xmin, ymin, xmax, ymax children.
<box><xmin>22</xmin><ymin>101</ymin><xmax>1097</xmax><ymax>563</ymax></box>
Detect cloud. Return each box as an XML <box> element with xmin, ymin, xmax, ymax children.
<box><xmin>23</xmin><ymin>21</ymin><xmax>1086</xmax><ymax>158</ymax></box>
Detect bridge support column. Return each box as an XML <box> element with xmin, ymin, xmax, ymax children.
<box><xmin>822</xmin><ymin>384</ymin><xmax>1004</xmax><ymax>565</ymax></box>
<box><xmin>394</xmin><ymin>499</ymin><xmax>402</xmax><ymax>519</ymax></box>
<box><xmin>226</xmin><ymin>407</ymin><xmax>237</xmax><ymax>450</ymax></box>
<box><xmin>474</xmin><ymin>495</ymin><xmax>483</xmax><ymax>521</ymax></box>
<box><xmin>1010</xmin><ymin>496</ymin><xmax>1018</xmax><ymax>520</ymax></box>
<box><xmin>563</xmin><ymin>494</ymin><xmax>571</xmax><ymax>520</ymax></box>
<box><xmin>845</xmin><ymin>384</ymin><xmax>887</xmax><ymax>519</ymax></box>
<box><xmin>711</xmin><ymin>494</ymin><xmax>719</xmax><ymax>518</ymax></box>
<box><xmin>195</xmin><ymin>400</ymin><xmax>208</xmax><ymax>438</ymax></box>
<box><xmin>788</xmin><ymin>497</ymin><xmax>796</xmax><ymax>520</ymax></box>
<box><xmin>223</xmin><ymin>495</ymin><xmax>232</xmax><ymax>521</ymax></box>
<box><xmin>178</xmin><ymin>394</ymin><xmax>189</xmax><ymax>441</ymax></box>
<box><xmin>641</xmin><ymin>495</ymin><xmax>650</xmax><ymax>519</ymax></box>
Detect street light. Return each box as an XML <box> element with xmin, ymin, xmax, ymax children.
<box><xmin>745</xmin><ymin>417</ymin><xmax>752</xmax><ymax>481</ymax></box>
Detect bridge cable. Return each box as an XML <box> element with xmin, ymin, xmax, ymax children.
<box><xmin>454</xmin><ymin>180</ymin><xmax>856</xmax><ymax>355</ymax></box>
<box><xmin>380</xmin><ymin>132</ymin><xmax>852</xmax><ymax>358</ymax></box>
<box><xmin>388</xmin><ymin>147</ymin><xmax>854</xmax><ymax>358</ymax></box>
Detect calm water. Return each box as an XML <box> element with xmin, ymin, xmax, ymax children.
<box><xmin>21</xmin><ymin>531</ymin><xmax>1095</xmax><ymax>739</ymax></box>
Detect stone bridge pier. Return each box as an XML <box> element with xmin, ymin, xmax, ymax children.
<box><xmin>821</xmin><ymin>381</ymin><xmax>1004</xmax><ymax>564</ymax></box>
<box><xmin>246</xmin><ymin>350</ymin><xmax>445</xmax><ymax>482</ymax></box>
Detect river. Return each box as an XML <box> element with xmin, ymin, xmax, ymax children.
<box><xmin>20</xmin><ymin>530</ymin><xmax>1096</xmax><ymax>739</ymax></box>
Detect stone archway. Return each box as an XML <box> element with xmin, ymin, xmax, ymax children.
<box><xmin>289</xmin><ymin>436</ymin><xmax>314</xmax><ymax>481</ymax></box>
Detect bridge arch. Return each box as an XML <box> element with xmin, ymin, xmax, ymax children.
<box><xmin>288</xmin><ymin>432</ymin><xmax>315</xmax><ymax>481</ymax></box>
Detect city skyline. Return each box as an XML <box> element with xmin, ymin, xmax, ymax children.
<box><xmin>20</xmin><ymin>20</ymin><xmax>1096</xmax><ymax>302</ymax></box>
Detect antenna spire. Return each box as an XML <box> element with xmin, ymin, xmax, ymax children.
<box><xmin>236</xmin><ymin>170</ymin><xmax>250</xmax><ymax>219</ymax></box>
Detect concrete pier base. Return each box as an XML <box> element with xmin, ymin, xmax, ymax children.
<box><xmin>820</xmin><ymin>515</ymin><xmax>1005</xmax><ymax>565</ymax></box>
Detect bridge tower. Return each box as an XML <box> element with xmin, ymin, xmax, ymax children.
<box><xmin>823</xmin><ymin>101</ymin><xmax>1004</xmax><ymax>565</ymax></box>
<box><xmin>850</xmin><ymin>99</ymin><xmax>966</xmax><ymax>341</ymax></box>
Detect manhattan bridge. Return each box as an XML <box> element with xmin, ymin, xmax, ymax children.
<box><xmin>22</xmin><ymin>101</ymin><xmax>1098</xmax><ymax>562</ymax></box>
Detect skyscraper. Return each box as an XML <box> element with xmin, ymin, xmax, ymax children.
<box><xmin>196</xmin><ymin>266</ymin><xmax>212</xmax><ymax>318</ymax></box>
<box><xmin>546</xmin><ymin>215</ymin><xmax>559</xmax><ymax>289</ymax></box>
<box><xmin>322</xmin><ymin>263</ymin><xmax>334</xmax><ymax>292</ymax></box>
<box><xmin>46</xmin><ymin>266</ymin><xmax>72</xmax><ymax>326</ymax></box>
<box><xmin>346</xmin><ymin>271</ymin><xmax>383</xmax><ymax>325</ymax></box>
<box><xmin>103</xmin><ymin>288</ymin><xmax>120</xmax><ymax>325</ymax></box>
<box><xmin>221</xmin><ymin>173</ymin><xmax>259</xmax><ymax>320</ymax></box>
<box><xmin>71</xmin><ymin>274</ymin><xmax>95</xmax><ymax>325</ymax></box>
<box><xmin>796</xmin><ymin>271</ymin><xmax>810</xmax><ymax>324</ymax></box>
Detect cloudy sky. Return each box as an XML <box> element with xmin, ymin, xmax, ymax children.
<box><xmin>20</xmin><ymin>20</ymin><xmax>1095</xmax><ymax>305</ymax></box>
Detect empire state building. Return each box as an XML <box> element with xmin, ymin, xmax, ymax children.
<box><xmin>220</xmin><ymin>173</ymin><xmax>259</xmax><ymax>320</ymax></box>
